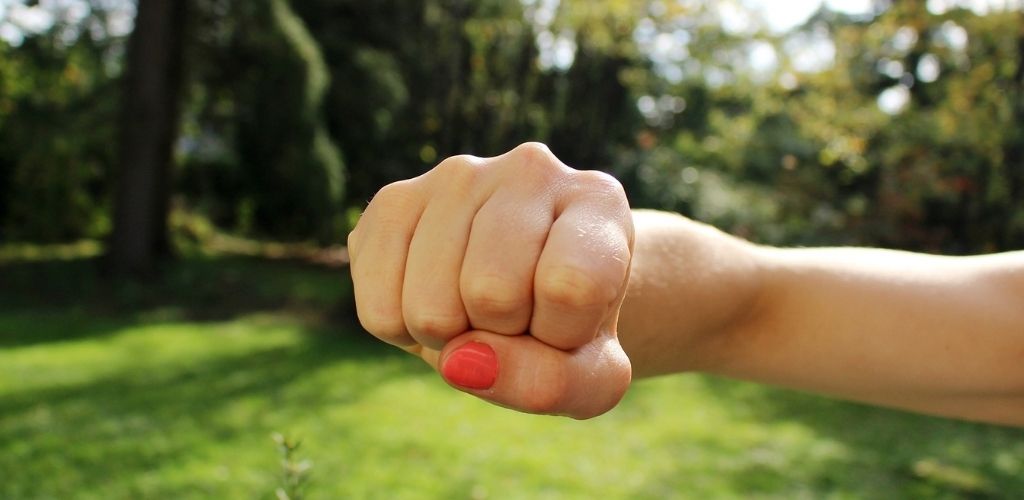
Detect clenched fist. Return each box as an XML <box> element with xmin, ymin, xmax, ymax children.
<box><xmin>348</xmin><ymin>143</ymin><xmax>634</xmax><ymax>419</ymax></box>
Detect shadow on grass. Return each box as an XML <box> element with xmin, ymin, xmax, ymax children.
<box><xmin>0</xmin><ymin>250</ymin><xmax>438</xmax><ymax>496</ymax></box>
<box><xmin>686</xmin><ymin>376</ymin><xmax>1024</xmax><ymax>498</ymax></box>
<box><xmin>0</xmin><ymin>324</ymin><xmax>424</xmax><ymax>496</ymax></box>
<box><xmin>0</xmin><ymin>253</ymin><xmax>359</xmax><ymax>348</ymax></box>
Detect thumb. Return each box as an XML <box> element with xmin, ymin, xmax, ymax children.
<box><xmin>437</xmin><ymin>330</ymin><xmax>632</xmax><ymax>419</ymax></box>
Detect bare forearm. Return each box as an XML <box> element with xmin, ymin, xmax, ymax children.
<box><xmin>619</xmin><ymin>209</ymin><xmax>1024</xmax><ymax>426</ymax></box>
<box><xmin>725</xmin><ymin>247</ymin><xmax>1024</xmax><ymax>425</ymax></box>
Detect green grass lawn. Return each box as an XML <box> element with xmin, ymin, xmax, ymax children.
<box><xmin>1</xmin><ymin>252</ymin><xmax>1022</xmax><ymax>499</ymax></box>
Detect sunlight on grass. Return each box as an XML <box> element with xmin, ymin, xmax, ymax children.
<box><xmin>2</xmin><ymin>309</ymin><xmax>1022</xmax><ymax>498</ymax></box>
<box><xmin>0</xmin><ymin>240</ymin><xmax>103</xmax><ymax>263</ymax></box>
<box><xmin>1</xmin><ymin>255</ymin><xmax>1022</xmax><ymax>498</ymax></box>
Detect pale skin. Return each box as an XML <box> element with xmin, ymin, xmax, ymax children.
<box><xmin>348</xmin><ymin>142</ymin><xmax>1024</xmax><ymax>427</ymax></box>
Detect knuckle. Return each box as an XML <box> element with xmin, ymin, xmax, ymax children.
<box><xmin>463</xmin><ymin>275</ymin><xmax>528</xmax><ymax>318</ymax></box>
<box><xmin>521</xmin><ymin>371</ymin><xmax>568</xmax><ymax>414</ymax></box>
<box><xmin>367</xmin><ymin>181</ymin><xmax>421</xmax><ymax>223</ymax></box>
<box><xmin>435</xmin><ymin>154</ymin><xmax>483</xmax><ymax>182</ymax></box>
<box><xmin>599</xmin><ymin>364</ymin><xmax>632</xmax><ymax>413</ymax></box>
<box><xmin>346</xmin><ymin>230</ymin><xmax>360</xmax><ymax>260</ymax></box>
<box><xmin>576</xmin><ymin>356</ymin><xmax>633</xmax><ymax>420</ymax></box>
<box><xmin>371</xmin><ymin>180</ymin><xmax>414</xmax><ymax>206</ymax></box>
<box><xmin>568</xmin><ymin>345</ymin><xmax>631</xmax><ymax>420</ymax></box>
<box><xmin>364</xmin><ymin>183</ymin><xmax>423</xmax><ymax>232</ymax></box>
<box><xmin>571</xmin><ymin>385</ymin><xmax>627</xmax><ymax>420</ymax></box>
<box><xmin>510</xmin><ymin>142</ymin><xmax>560</xmax><ymax>171</ymax></box>
<box><xmin>536</xmin><ymin>265</ymin><xmax>617</xmax><ymax>310</ymax></box>
<box><xmin>356</xmin><ymin>306</ymin><xmax>410</xmax><ymax>345</ymax></box>
<box><xmin>439</xmin><ymin>153</ymin><xmax>482</xmax><ymax>169</ymax></box>
<box><xmin>404</xmin><ymin>309</ymin><xmax>467</xmax><ymax>340</ymax></box>
<box><xmin>513</xmin><ymin>141</ymin><xmax>553</xmax><ymax>158</ymax></box>
<box><xmin>575</xmin><ymin>170</ymin><xmax>627</xmax><ymax>200</ymax></box>
<box><xmin>431</xmin><ymin>154</ymin><xmax>485</xmax><ymax>195</ymax></box>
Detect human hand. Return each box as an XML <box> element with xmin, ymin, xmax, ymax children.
<box><xmin>348</xmin><ymin>143</ymin><xmax>634</xmax><ymax>418</ymax></box>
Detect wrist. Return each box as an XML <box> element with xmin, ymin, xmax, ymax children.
<box><xmin>695</xmin><ymin>237</ymin><xmax>775</xmax><ymax>373</ymax></box>
<box><xmin>618</xmin><ymin>211</ymin><xmax>771</xmax><ymax>376</ymax></box>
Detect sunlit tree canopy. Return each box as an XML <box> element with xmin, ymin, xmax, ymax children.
<box><xmin>0</xmin><ymin>0</ymin><xmax>1022</xmax><ymax>251</ymax></box>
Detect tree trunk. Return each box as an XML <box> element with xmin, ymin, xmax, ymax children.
<box><xmin>108</xmin><ymin>0</ymin><xmax>187</xmax><ymax>275</ymax></box>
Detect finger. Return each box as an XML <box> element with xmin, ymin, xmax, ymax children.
<box><xmin>400</xmin><ymin>343</ymin><xmax>443</xmax><ymax>370</ymax></box>
<box><xmin>460</xmin><ymin>186</ymin><xmax>555</xmax><ymax>336</ymax></box>
<box><xmin>402</xmin><ymin>156</ymin><xmax>492</xmax><ymax>350</ymax></box>
<box><xmin>350</xmin><ymin>181</ymin><xmax>424</xmax><ymax>347</ymax></box>
<box><xmin>530</xmin><ymin>171</ymin><xmax>633</xmax><ymax>350</ymax></box>
<box><xmin>438</xmin><ymin>330</ymin><xmax>632</xmax><ymax>419</ymax></box>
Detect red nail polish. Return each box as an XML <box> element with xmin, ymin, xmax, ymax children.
<box><xmin>442</xmin><ymin>342</ymin><xmax>498</xmax><ymax>390</ymax></box>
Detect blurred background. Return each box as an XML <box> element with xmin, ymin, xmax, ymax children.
<box><xmin>1</xmin><ymin>0</ymin><xmax>1023</xmax><ymax>498</ymax></box>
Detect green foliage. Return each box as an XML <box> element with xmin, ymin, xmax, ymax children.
<box><xmin>612</xmin><ymin>4</ymin><xmax>1024</xmax><ymax>251</ymax></box>
<box><xmin>180</xmin><ymin>0</ymin><xmax>346</xmax><ymax>243</ymax></box>
<box><xmin>0</xmin><ymin>24</ymin><xmax>120</xmax><ymax>242</ymax></box>
<box><xmin>1</xmin><ymin>1</ymin><xmax>1022</xmax><ymax>251</ymax></box>
<box><xmin>767</xmin><ymin>6</ymin><xmax>1024</xmax><ymax>251</ymax></box>
<box><xmin>290</xmin><ymin>0</ymin><xmax>647</xmax><ymax>206</ymax></box>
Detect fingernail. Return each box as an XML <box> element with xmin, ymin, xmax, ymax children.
<box><xmin>442</xmin><ymin>342</ymin><xmax>498</xmax><ymax>390</ymax></box>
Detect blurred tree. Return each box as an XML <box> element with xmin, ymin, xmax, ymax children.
<box><xmin>627</xmin><ymin>2</ymin><xmax>1024</xmax><ymax>252</ymax></box>
<box><xmin>1</xmin><ymin>0</ymin><xmax>1022</xmax><ymax>255</ymax></box>
<box><xmin>289</xmin><ymin>0</ymin><xmax>649</xmax><ymax>206</ymax></box>
<box><xmin>769</xmin><ymin>4</ymin><xmax>1024</xmax><ymax>251</ymax></box>
<box><xmin>180</xmin><ymin>0</ymin><xmax>345</xmax><ymax>242</ymax></box>
<box><xmin>108</xmin><ymin>0</ymin><xmax>188</xmax><ymax>274</ymax></box>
